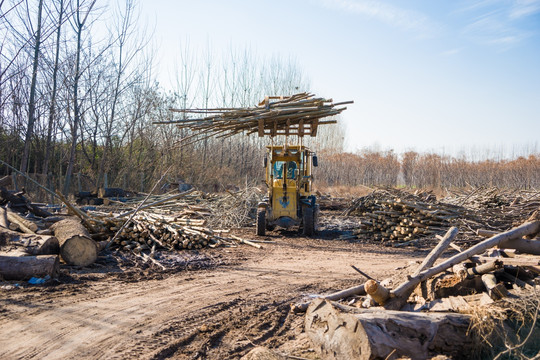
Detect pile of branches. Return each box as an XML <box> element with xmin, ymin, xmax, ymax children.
<box><xmin>155</xmin><ymin>93</ymin><xmax>352</xmax><ymax>143</ymax></box>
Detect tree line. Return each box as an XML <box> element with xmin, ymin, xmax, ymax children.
<box><xmin>316</xmin><ymin>150</ymin><xmax>540</xmax><ymax>190</ymax></box>
<box><xmin>1</xmin><ymin>0</ymin><xmax>537</xmax><ymax>201</ymax></box>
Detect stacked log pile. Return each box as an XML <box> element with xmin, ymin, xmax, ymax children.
<box><xmin>297</xmin><ymin>220</ymin><xmax>540</xmax><ymax>359</ymax></box>
<box><xmin>345</xmin><ymin>189</ymin><xmax>470</xmax><ymax>243</ymax></box>
<box><xmin>107</xmin><ymin>213</ymin><xmax>225</xmax><ymax>252</ymax></box>
<box><xmin>155</xmin><ymin>93</ymin><xmax>352</xmax><ymax>143</ymax></box>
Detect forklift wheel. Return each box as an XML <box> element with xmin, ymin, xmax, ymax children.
<box><xmin>256</xmin><ymin>208</ymin><xmax>266</xmax><ymax>236</ymax></box>
<box><xmin>303</xmin><ymin>207</ymin><xmax>314</xmax><ymax>236</ymax></box>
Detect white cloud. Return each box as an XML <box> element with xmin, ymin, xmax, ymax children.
<box><xmin>459</xmin><ymin>1</ymin><xmax>538</xmax><ymax>49</ymax></box>
<box><xmin>320</xmin><ymin>0</ymin><xmax>435</xmax><ymax>34</ymax></box>
<box><xmin>510</xmin><ymin>0</ymin><xmax>540</xmax><ymax>19</ymax></box>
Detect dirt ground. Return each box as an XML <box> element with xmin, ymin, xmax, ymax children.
<box><xmin>0</xmin><ymin>214</ymin><xmax>427</xmax><ymax>360</ymax></box>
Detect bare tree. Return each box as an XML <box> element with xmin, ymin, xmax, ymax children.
<box><xmin>42</xmin><ymin>0</ymin><xmax>66</xmax><ymax>176</ymax></box>
<box><xmin>63</xmin><ymin>0</ymin><xmax>96</xmax><ymax>194</ymax></box>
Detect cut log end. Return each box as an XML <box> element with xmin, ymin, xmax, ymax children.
<box><xmin>61</xmin><ymin>235</ymin><xmax>98</xmax><ymax>266</ymax></box>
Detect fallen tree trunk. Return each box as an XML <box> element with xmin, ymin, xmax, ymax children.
<box><xmin>412</xmin><ymin>227</ymin><xmax>458</xmax><ymax>276</ymax></box>
<box><xmin>478</xmin><ymin>228</ymin><xmax>540</xmax><ymax>255</ymax></box>
<box><xmin>6</xmin><ymin>210</ymin><xmax>38</xmax><ymax>233</ymax></box>
<box><xmin>499</xmin><ymin>238</ymin><xmax>540</xmax><ymax>255</ymax></box>
<box><xmin>50</xmin><ymin>218</ymin><xmax>98</xmax><ymax>266</ymax></box>
<box><xmin>385</xmin><ymin>220</ymin><xmax>540</xmax><ymax>310</ymax></box>
<box><xmin>0</xmin><ymin>253</ymin><xmax>59</xmax><ymax>280</ymax></box>
<box><xmin>0</xmin><ymin>227</ymin><xmax>59</xmax><ymax>255</ymax></box>
<box><xmin>305</xmin><ymin>299</ymin><xmax>473</xmax><ymax>360</ymax></box>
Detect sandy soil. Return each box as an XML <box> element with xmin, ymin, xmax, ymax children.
<box><xmin>0</xmin><ymin>218</ymin><xmax>427</xmax><ymax>359</ymax></box>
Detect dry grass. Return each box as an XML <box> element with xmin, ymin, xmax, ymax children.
<box><xmin>467</xmin><ymin>290</ymin><xmax>540</xmax><ymax>359</ymax></box>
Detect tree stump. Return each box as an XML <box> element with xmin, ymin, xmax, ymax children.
<box><xmin>305</xmin><ymin>299</ymin><xmax>473</xmax><ymax>360</ymax></box>
<box><xmin>50</xmin><ymin>218</ymin><xmax>97</xmax><ymax>266</ymax></box>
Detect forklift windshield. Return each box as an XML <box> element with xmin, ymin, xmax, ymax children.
<box><xmin>273</xmin><ymin>161</ymin><xmax>297</xmax><ymax>179</ymax></box>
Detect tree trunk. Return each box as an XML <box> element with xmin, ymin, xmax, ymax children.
<box><xmin>50</xmin><ymin>217</ymin><xmax>97</xmax><ymax>266</ymax></box>
<box><xmin>43</xmin><ymin>0</ymin><xmax>64</xmax><ymax>176</ymax></box>
<box><xmin>305</xmin><ymin>299</ymin><xmax>473</xmax><ymax>360</ymax></box>
<box><xmin>6</xmin><ymin>209</ymin><xmax>38</xmax><ymax>233</ymax></box>
<box><xmin>0</xmin><ymin>227</ymin><xmax>59</xmax><ymax>255</ymax></box>
<box><xmin>412</xmin><ymin>226</ymin><xmax>458</xmax><ymax>276</ymax></box>
<box><xmin>20</xmin><ymin>0</ymin><xmax>44</xmax><ymax>175</ymax></box>
<box><xmin>0</xmin><ymin>253</ymin><xmax>59</xmax><ymax>280</ymax></box>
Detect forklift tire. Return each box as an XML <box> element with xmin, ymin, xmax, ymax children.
<box><xmin>303</xmin><ymin>207</ymin><xmax>315</xmax><ymax>236</ymax></box>
<box><xmin>256</xmin><ymin>208</ymin><xmax>266</xmax><ymax>236</ymax></box>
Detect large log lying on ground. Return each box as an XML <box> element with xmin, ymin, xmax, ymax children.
<box><xmin>305</xmin><ymin>299</ymin><xmax>473</xmax><ymax>360</ymax></box>
<box><xmin>50</xmin><ymin>218</ymin><xmax>98</xmax><ymax>266</ymax></box>
<box><xmin>0</xmin><ymin>227</ymin><xmax>59</xmax><ymax>255</ymax></box>
<box><xmin>0</xmin><ymin>253</ymin><xmax>59</xmax><ymax>280</ymax></box>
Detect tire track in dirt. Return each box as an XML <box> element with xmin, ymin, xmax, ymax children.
<box><xmin>0</xmin><ymin>240</ymin><xmax>419</xmax><ymax>359</ymax></box>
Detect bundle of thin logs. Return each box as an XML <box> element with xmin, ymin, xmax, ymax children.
<box><xmin>346</xmin><ymin>190</ymin><xmax>467</xmax><ymax>243</ymax></box>
<box><xmin>154</xmin><ymin>93</ymin><xmax>352</xmax><ymax>144</ymax></box>
<box><xmin>108</xmin><ymin>212</ymin><xmax>226</xmax><ymax>253</ymax></box>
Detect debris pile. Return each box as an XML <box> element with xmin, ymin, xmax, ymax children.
<box><xmin>295</xmin><ymin>219</ymin><xmax>540</xmax><ymax>359</ymax></box>
<box><xmin>0</xmin><ymin>180</ymin><xmax>264</xmax><ymax>281</ymax></box>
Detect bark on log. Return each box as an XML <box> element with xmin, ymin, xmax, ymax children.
<box><xmin>0</xmin><ymin>227</ymin><xmax>59</xmax><ymax>255</ymax></box>
<box><xmin>412</xmin><ymin>227</ymin><xmax>458</xmax><ymax>277</ymax></box>
<box><xmin>0</xmin><ymin>207</ymin><xmax>8</xmax><ymax>229</ymax></box>
<box><xmin>292</xmin><ymin>283</ymin><xmax>366</xmax><ymax>313</ymax></box>
<box><xmin>305</xmin><ymin>299</ymin><xmax>473</xmax><ymax>360</ymax></box>
<box><xmin>499</xmin><ymin>238</ymin><xmax>540</xmax><ymax>255</ymax></box>
<box><xmin>50</xmin><ymin>218</ymin><xmax>98</xmax><ymax>266</ymax></box>
<box><xmin>466</xmin><ymin>260</ymin><xmax>503</xmax><ymax>278</ymax></box>
<box><xmin>6</xmin><ymin>210</ymin><xmax>38</xmax><ymax>233</ymax></box>
<box><xmin>0</xmin><ymin>254</ymin><xmax>59</xmax><ymax>280</ymax></box>
<box><xmin>481</xmin><ymin>274</ymin><xmax>508</xmax><ymax>300</ymax></box>
<box><xmin>365</xmin><ymin>279</ymin><xmax>390</xmax><ymax>305</ymax></box>
<box><xmin>478</xmin><ymin>229</ymin><xmax>540</xmax><ymax>254</ymax></box>
<box><xmin>98</xmin><ymin>187</ymin><xmax>126</xmax><ymax>198</ymax></box>
<box><xmin>385</xmin><ymin>220</ymin><xmax>540</xmax><ymax>310</ymax></box>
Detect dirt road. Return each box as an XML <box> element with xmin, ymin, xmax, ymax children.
<box><xmin>0</xmin><ymin>229</ymin><xmax>423</xmax><ymax>359</ymax></box>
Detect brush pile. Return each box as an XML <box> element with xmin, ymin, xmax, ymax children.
<box><xmin>155</xmin><ymin>93</ymin><xmax>352</xmax><ymax>143</ymax></box>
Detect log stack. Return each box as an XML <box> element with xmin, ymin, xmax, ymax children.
<box><xmin>346</xmin><ymin>189</ymin><xmax>467</xmax><ymax>243</ymax></box>
<box><xmin>109</xmin><ymin>214</ymin><xmax>221</xmax><ymax>252</ymax></box>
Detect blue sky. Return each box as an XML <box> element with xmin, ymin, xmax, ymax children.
<box><xmin>138</xmin><ymin>0</ymin><xmax>540</xmax><ymax>157</ymax></box>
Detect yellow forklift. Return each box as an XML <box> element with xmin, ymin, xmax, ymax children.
<box><xmin>256</xmin><ymin>143</ymin><xmax>319</xmax><ymax>236</ymax></box>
